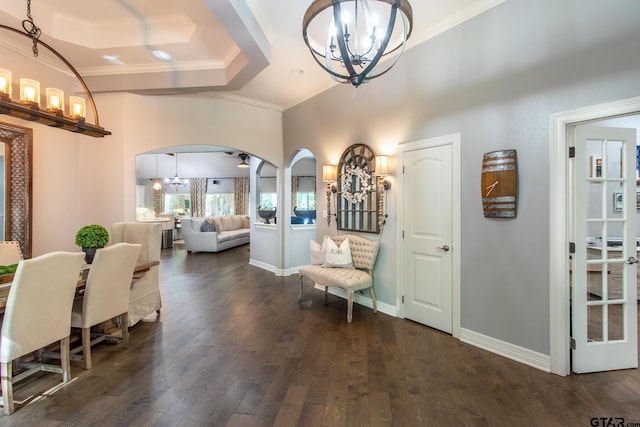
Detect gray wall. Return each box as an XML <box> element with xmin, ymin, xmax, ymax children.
<box><xmin>283</xmin><ymin>0</ymin><xmax>640</xmax><ymax>355</ymax></box>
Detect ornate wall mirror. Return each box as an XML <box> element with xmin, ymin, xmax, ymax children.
<box><xmin>0</xmin><ymin>122</ymin><xmax>33</xmax><ymax>258</ymax></box>
<box><xmin>337</xmin><ymin>143</ymin><xmax>380</xmax><ymax>233</ymax></box>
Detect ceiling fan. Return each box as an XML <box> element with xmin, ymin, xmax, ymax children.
<box><xmin>238</xmin><ymin>153</ymin><xmax>250</xmax><ymax>168</ymax></box>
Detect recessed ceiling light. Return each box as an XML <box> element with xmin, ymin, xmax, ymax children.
<box><xmin>291</xmin><ymin>68</ymin><xmax>304</xmax><ymax>76</ymax></box>
<box><xmin>152</xmin><ymin>50</ymin><xmax>173</xmax><ymax>61</ymax></box>
<box><xmin>102</xmin><ymin>55</ymin><xmax>124</xmax><ymax>65</ymax></box>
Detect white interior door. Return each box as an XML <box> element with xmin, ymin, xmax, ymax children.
<box><xmin>402</xmin><ymin>143</ymin><xmax>453</xmax><ymax>333</ymax></box>
<box><xmin>572</xmin><ymin>125</ymin><xmax>638</xmax><ymax>373</ymax></box>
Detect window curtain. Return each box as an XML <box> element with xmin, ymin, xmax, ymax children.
<box><xmin>190</xmin><ymin>178</ymin><xmax>207</xmax><ymax>217</ymax></box>
<box><xmin>153</xmin><ymin>180</ymin><xmax>165</xmax><ymax>216</ymax></box>
<box><xmin>291</xmin><ymin>176</ymin><xmax>299</xmax><ymax>212</ymax></box>
<box><xmin>234</xmin><ymin>177</ymin><xmax>250</xmax><ymax>215</ymax></box>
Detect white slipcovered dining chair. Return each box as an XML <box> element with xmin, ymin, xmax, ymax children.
<box><xmin>70</xmin><ymin>243</ymin><xmax>141</xmax><ymax>370</ymax></box>
<box><xmin>0</xmin><ymin>241</ymin><xmax>23</xmax><ymax>265</ymax></box>
<box><xmin>0</xmin><ymin>251</ymin><xmax>85</xmax><ymax>415</ymax></box>
<box><xmin>110</xmin><ymin>222</ymin><xmax>162</xmax><ymax>326</ymax></box>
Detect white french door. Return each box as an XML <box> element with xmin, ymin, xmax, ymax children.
<box><xmin>572</xmin><ymin>125</ymin><xmax>638</xmax><ymax>373</ymax></box>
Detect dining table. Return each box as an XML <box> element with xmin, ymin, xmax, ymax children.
<box><xmin>0</xmin><ymin>260</ymin><xmax>160</xmax><ymax>313</ymax></box>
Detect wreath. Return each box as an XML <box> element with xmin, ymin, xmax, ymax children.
<box><xmin>341</xmin><ymin>166</ymin><xmax>374</xmax><ymax>204</ymax></box>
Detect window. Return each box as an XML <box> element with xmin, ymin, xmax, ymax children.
<box><xmin>206</xmin><ymin>193</ymin><xmax>234</xmax><ymax>216</ymax></box>
<box><xmin>296</xmin><ymin>192</ymin><xmax>315</xmax><ymax>210</ymax></box>
<box><xmin>165</xmin><ymin>193</ymin><xmax>190</xmax><ymax>216</ymax></box>
<box><xmin>260</xmin><ymin>193</ymin><xmax>277</xmax><ymax>209</ymax></box>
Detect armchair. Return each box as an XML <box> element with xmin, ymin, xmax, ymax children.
<box><xmin>110</xmin><ymin>222</ymin><xmax>162</xmax><ymax>326</ymax></box>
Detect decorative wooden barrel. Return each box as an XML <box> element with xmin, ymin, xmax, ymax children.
<box><xmin>481</xmin><ymin>150</ymin><xmax>518</xmax><ymax>218</ymax></box>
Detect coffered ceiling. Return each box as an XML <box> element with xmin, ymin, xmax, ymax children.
<box><xmin>0</xmin><ymin>0</ymin><xmax>505</xmax><ymax>111</ymax></box>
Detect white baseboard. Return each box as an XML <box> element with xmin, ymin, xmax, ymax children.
<box><xmin>284</xmin><ymin>266</ymin><xmax>303</xmax><ymax>276</ymax></box>
<box><xmin>248</xmin><ymin>261</ymin><xmax>306</xmax><ymax>277</ymax></box>
<box><xmin>460</xmin><ymin>328</ymin><xmax>551</xmax><ymax>372</ymax></box>
<box><xmin>249</xmin><ymin>259</ymin><xmax>284</xmax><ymax>276</ymax></box>
<box><xmin>313</xmin><ymin>284</ymin><xmax>399</xmax><ymax>318</ymax></box>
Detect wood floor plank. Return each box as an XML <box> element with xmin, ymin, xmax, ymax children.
<box><xmin>271</xmin><ymin>385</ymin><xmax>308</xmax><ymax>427</ymax></box>
<box><xmin>297</xmin><ymin>403</ymin><xmax>324</xmax><ymax>427</ymax></box>
<box><xmin>1</xmin><ymin>243</ymin><xmax>639</xmax><ymax>426</ymax></box>
<box><xmin>226</xmin><ymin>413</ymin><xmax>254</xmax><ymax>427</ymax></box>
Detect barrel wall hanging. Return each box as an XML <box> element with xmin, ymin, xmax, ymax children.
<box><xmin>481</xmin><ymin>150</ymin><xmax>518</xmax><ymax>218</ymax></box>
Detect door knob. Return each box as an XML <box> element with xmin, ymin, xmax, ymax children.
<box><xmin>437</xmin><ymin>244</ymin><xmax>450</xmax><ymax>252</ymax></box>
<box><xmin>626</xmin><ymin>257</ymin><xmax>638</xmax><ymax>264</ymax></box>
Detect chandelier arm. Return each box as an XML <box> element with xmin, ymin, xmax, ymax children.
<box><xmin>357</xmin><ymin>2</ymin><xmax>399</xmax><ymax>79</ymax></box>
<box><xmin>331</xmin><ymin>1</ymin><xmax>359</xmax><ymax>82</ymax></box>
<box><xmin>359</xmin><ymin>42</ymin><xmax>376</xmax><ymax>63</ymax></box>
<box><xmin>361</xmin><ymin>8</ymin><xmax>410</xmax><ymax>80</ymax></box>
<box><xmin>0</xmin><ymin>24</ymin><xmax>102</xmax><ymax>127</ymax></box>
<box><xmin>303</xmin><ymin>0</ymin><xmax>413</xmax><ymax>54</ymax></box>
<box><xmin>309</xmin><ymin>46</ymin><xmax>352</xmax><ymax>82</ymax></box>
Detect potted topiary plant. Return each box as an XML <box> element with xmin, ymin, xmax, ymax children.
<box><xmin>75</xmin><ymin>224</ymin><xmax>109</xmax><ymax>264</ymax></box>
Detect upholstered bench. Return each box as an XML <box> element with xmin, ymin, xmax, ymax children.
<box><xmin>298</xmin><ymin>234</ymin><xmax>380</xmax><ymax>323</ymax></box>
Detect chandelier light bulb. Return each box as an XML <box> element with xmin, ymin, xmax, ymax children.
<box><xmin>341</xmin><ymin>10</ymin><xmax>350</xmax><ymax>25</ymax></box>
<box><xmin>0</xmin><ymin>68</ymin><xmax>10</xmax><ymax>96</ymax></box>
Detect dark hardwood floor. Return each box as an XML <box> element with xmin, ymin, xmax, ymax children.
<box><xmin>3</xmin><ymin>244</ymin><xmax>640</xmax><ymax>426</ymax></box>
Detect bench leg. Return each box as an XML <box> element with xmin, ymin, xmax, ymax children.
<box><xmin>370</xmin><ymin>286</ymin><xmax>378</xmax><ymax>313</ymax></box>
<box><xmin>347</xmin><ymin>290</ymin><xmax>353</xmax><ymax>323</ymax></box>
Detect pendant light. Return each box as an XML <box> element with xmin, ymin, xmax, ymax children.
<box><xmin>152</xmin><ymin>154</ymin><xmax>163</xmax><ymax>190</ymax></box>
<box><xmin>0</xmin><ymin>0</ymin><xmax>110</xmax><ymax>137</ymax></box>
<box><xmin>303</xmin><ymin>0</ymin><xmax>413</xmax><ymax>88</ymax></box>
<box><xmin>164</xmin><ymin>153</ymin><xmax>188</xmax><ymax>190</ymax></box>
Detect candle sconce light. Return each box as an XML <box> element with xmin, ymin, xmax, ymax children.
<box><xmin>375</xmin><ymin>155</ymin><xmax>392</xmax><ymax>229</ymax></box>
<box><xmin>375</xmin><ymin>155</ymin><xmax>392</xmax><ymax>190</ymax></box>
<box><xmin>322</xmin><ymin>164</ymin><xmax>337</xmax><ymax>226</ymax></box>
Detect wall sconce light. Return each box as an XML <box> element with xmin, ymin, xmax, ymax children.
<box><xmin>0</xmin><ymin>2</ymin><xmax>110</xmax><ymax>137</ymax></box>
<box><xmin>375</xmin><ymin>155</ymin><xmax>392</xmax><ymax>230</ymax></box>
<box><xmin>322</xmin><ymin>164</ymin><xmax>337</xmax><ymax>226</ymax></box>
<box><xmin>375</xmin><ymin>155</ymin><xmax>392</xmax><ymax>190</ymax></box>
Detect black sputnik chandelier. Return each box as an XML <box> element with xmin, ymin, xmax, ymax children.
<box><xmin>303</xmin><ymin>0</ymin><xmax>413</xmax><ymax>88</ymax></box>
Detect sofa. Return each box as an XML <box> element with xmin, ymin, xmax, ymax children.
<box><xmin>110</xmin><ymin>222</ymin><xmax>162</xmax><ymax>326</ymax></box>
<box><xmin>181</xmin><ymin>215</ymin><xmax>250</xmax><ymax>253</ymax></box>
